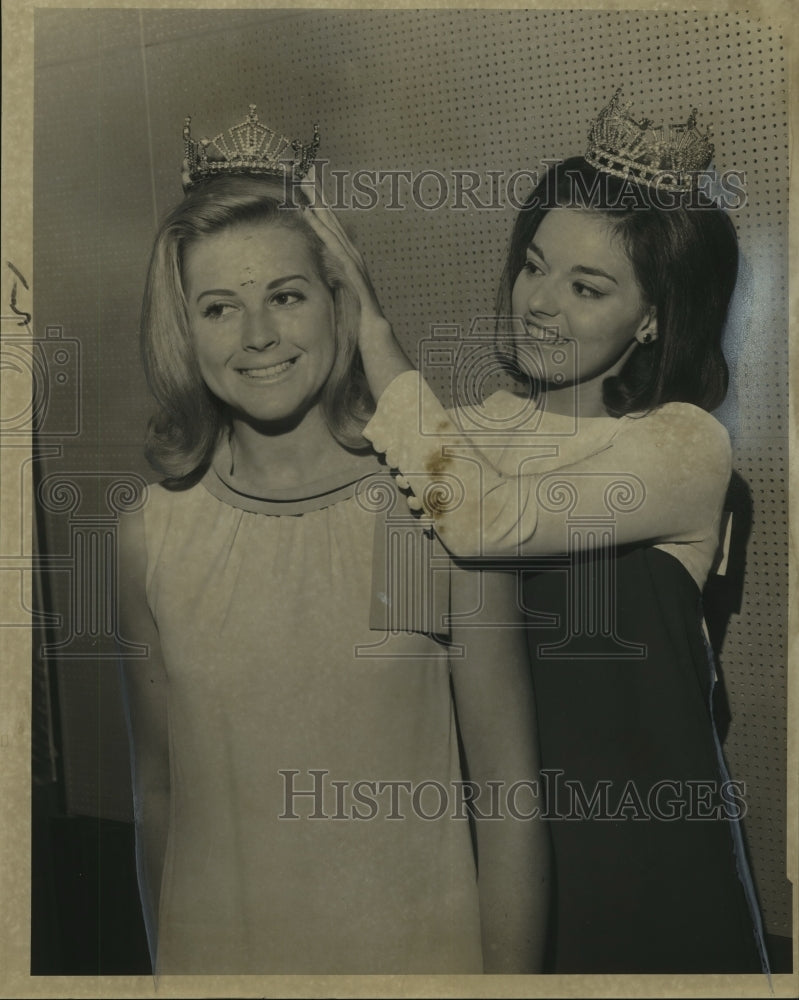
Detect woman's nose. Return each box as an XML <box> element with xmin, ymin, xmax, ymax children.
<box><xmin>525</xmin><ymin>278</ymin><xmax>558</xmax><ymax>317</ymax></box>
<box><xmin>241</xmin><ymin>310</ymin><xmax>280</xmax><ymax>351</ymax></box>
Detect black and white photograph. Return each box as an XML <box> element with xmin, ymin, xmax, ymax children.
<box><xmin>1</xmin><ymin>1</ymin><xmax>796</xmax><ymax>996</ymax></box>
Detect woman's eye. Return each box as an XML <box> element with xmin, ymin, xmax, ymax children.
<box><xmin>202</xmin><ymin>302</ymin><xmax>237</xmax><ymax>320</ymax></box>
<box><xmin>573</xmin><ymin>282</ymin><xmax>604</xmax><ymax>300</ymax></box>
<box><xmin>523</xmin><ymin>260</ymin><xmax>542</xmax><ymax>276</ymax></box>
<box><xmin>270</xmin><ymin>290</ymin><xmax>304</xmax><ymax>306</ymax></box>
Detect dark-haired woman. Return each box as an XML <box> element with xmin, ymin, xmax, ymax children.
<box><xmin>306</xmin><ymin>122</ymin><xmax>770</xmax><ymax>974</ymax></box>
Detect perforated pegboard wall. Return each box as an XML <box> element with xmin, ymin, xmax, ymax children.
<box><xmin>33</xmin><ymin>8</ymin><xmax>790</xmax><ymax>937</ymax></box>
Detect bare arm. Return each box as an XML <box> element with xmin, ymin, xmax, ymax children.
<box><xmin>117</xmin><ymin>507</ymin><xmax>170</xmax><ymax>963</ymax></box>
<box><xmin>448</xmin><ymin>565</ymin><xmax>550</xmax><ymax>972</ymax></box>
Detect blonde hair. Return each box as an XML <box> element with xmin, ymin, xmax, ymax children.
<box><xmin>140</xmin><ymin>175</ymin><xmax>374</xmax><ymax>483</ymax></box>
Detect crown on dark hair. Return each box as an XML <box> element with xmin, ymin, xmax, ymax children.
<box><xmin>182</xmin><ymin>104</ymin><xmax>319</xmax><ymax>190</ymax></box>
<box><xmin>585</xmin><ymin>88</ymin><xmax>714</xmax><ymax>192</ymax></box>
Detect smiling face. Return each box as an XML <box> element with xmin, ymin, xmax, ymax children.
<box><xmin>184</xmin><ymin>220</ymin><xmax>337</xmax><ymax>427</ymax></box>
<box><xmin>510</xmin><ymin>208</ymin><xmax>656</xmax><ymax>414</ymax></box>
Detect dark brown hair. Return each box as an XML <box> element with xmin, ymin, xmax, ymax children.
<box><xmin>496</xmin><ymin>156</ymin><xmax>738</xmax><ymax>416</ymax></box>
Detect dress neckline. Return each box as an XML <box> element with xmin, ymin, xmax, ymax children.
<box><xmin>200</xmin><ymin>439</ymin><xmax>384</xmax><ymax>516</ymax></box>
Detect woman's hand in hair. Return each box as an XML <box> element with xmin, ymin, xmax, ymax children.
<box><xmin>300</xmin><ymin>166</ymin><xmax>413</xmax><ymax>399</ymax></box>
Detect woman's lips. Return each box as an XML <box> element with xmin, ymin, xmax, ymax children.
<box><xmin>524</xmin><ymin>321</ymin><xmax>569</xmax><ymax>345</ymax></box>
<box><xmin>236</xmin><ymin>358</ymin><xmax>297</xmax><ymax>380</ymax></box>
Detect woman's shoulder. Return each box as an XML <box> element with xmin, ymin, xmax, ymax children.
<box><xmin>619</xmin><ymin>402</ymin><xmax>731</xmax><ymax>452</ymax></box>
<box><xmin>118</xmin><ymin>477</ymin><xmax>212</xmax><ymax>582</ymax></box>
<box><xmin>615</xmin><ymin>403</ymin><xmax>732</xmax><ymax>488</ymax></box>
<box><xmin>122</xmin><ymin>477</ymin><xmax>210</xmax><ymax>544</ymax></box>
<box><xmin>144</xmin><ymin>476</ymin><xmax>208</xmax><ymax>505</ymax></box>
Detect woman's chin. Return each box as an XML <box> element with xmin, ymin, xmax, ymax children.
<box><xmin>228</xmin><ymin>397</ymin><xmax>327</xmax><ymax>436</ymax></box>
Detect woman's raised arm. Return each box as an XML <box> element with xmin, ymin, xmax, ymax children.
<box><xmin>362</xmin><ymin>373</ymin><xmax>731</xmax><ymax>561</ymax></box>
<box><xmin>302</xmin><ymin>182</ymin><xmax>730</xmax><ymax>561</ymax></box>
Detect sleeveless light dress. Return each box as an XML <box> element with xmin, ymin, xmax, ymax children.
<box><xmin>141</xmin><ymin>453</ymin><xmax>483</xmax><ymax>974</ymax></box>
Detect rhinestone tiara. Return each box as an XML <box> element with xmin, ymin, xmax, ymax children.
<box><xmin>585</xmin><ymin>88</ymin><xmax>714</xmax><ymax>192</ymax></box>
<box><xmin>182</xmin><ymin>104</ymin><xmax>320</xmax><ymax>190</ymax></box>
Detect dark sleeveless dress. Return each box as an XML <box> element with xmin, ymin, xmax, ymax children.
<box><xmin>523</xmin><ymin>544</ymin><xmax>767</xmax><ymax>974</ymax></box>
<box><xmin>361</xmin><ymin>373</ymin><xmax>770</xmax><ymax>975</ymax></box>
